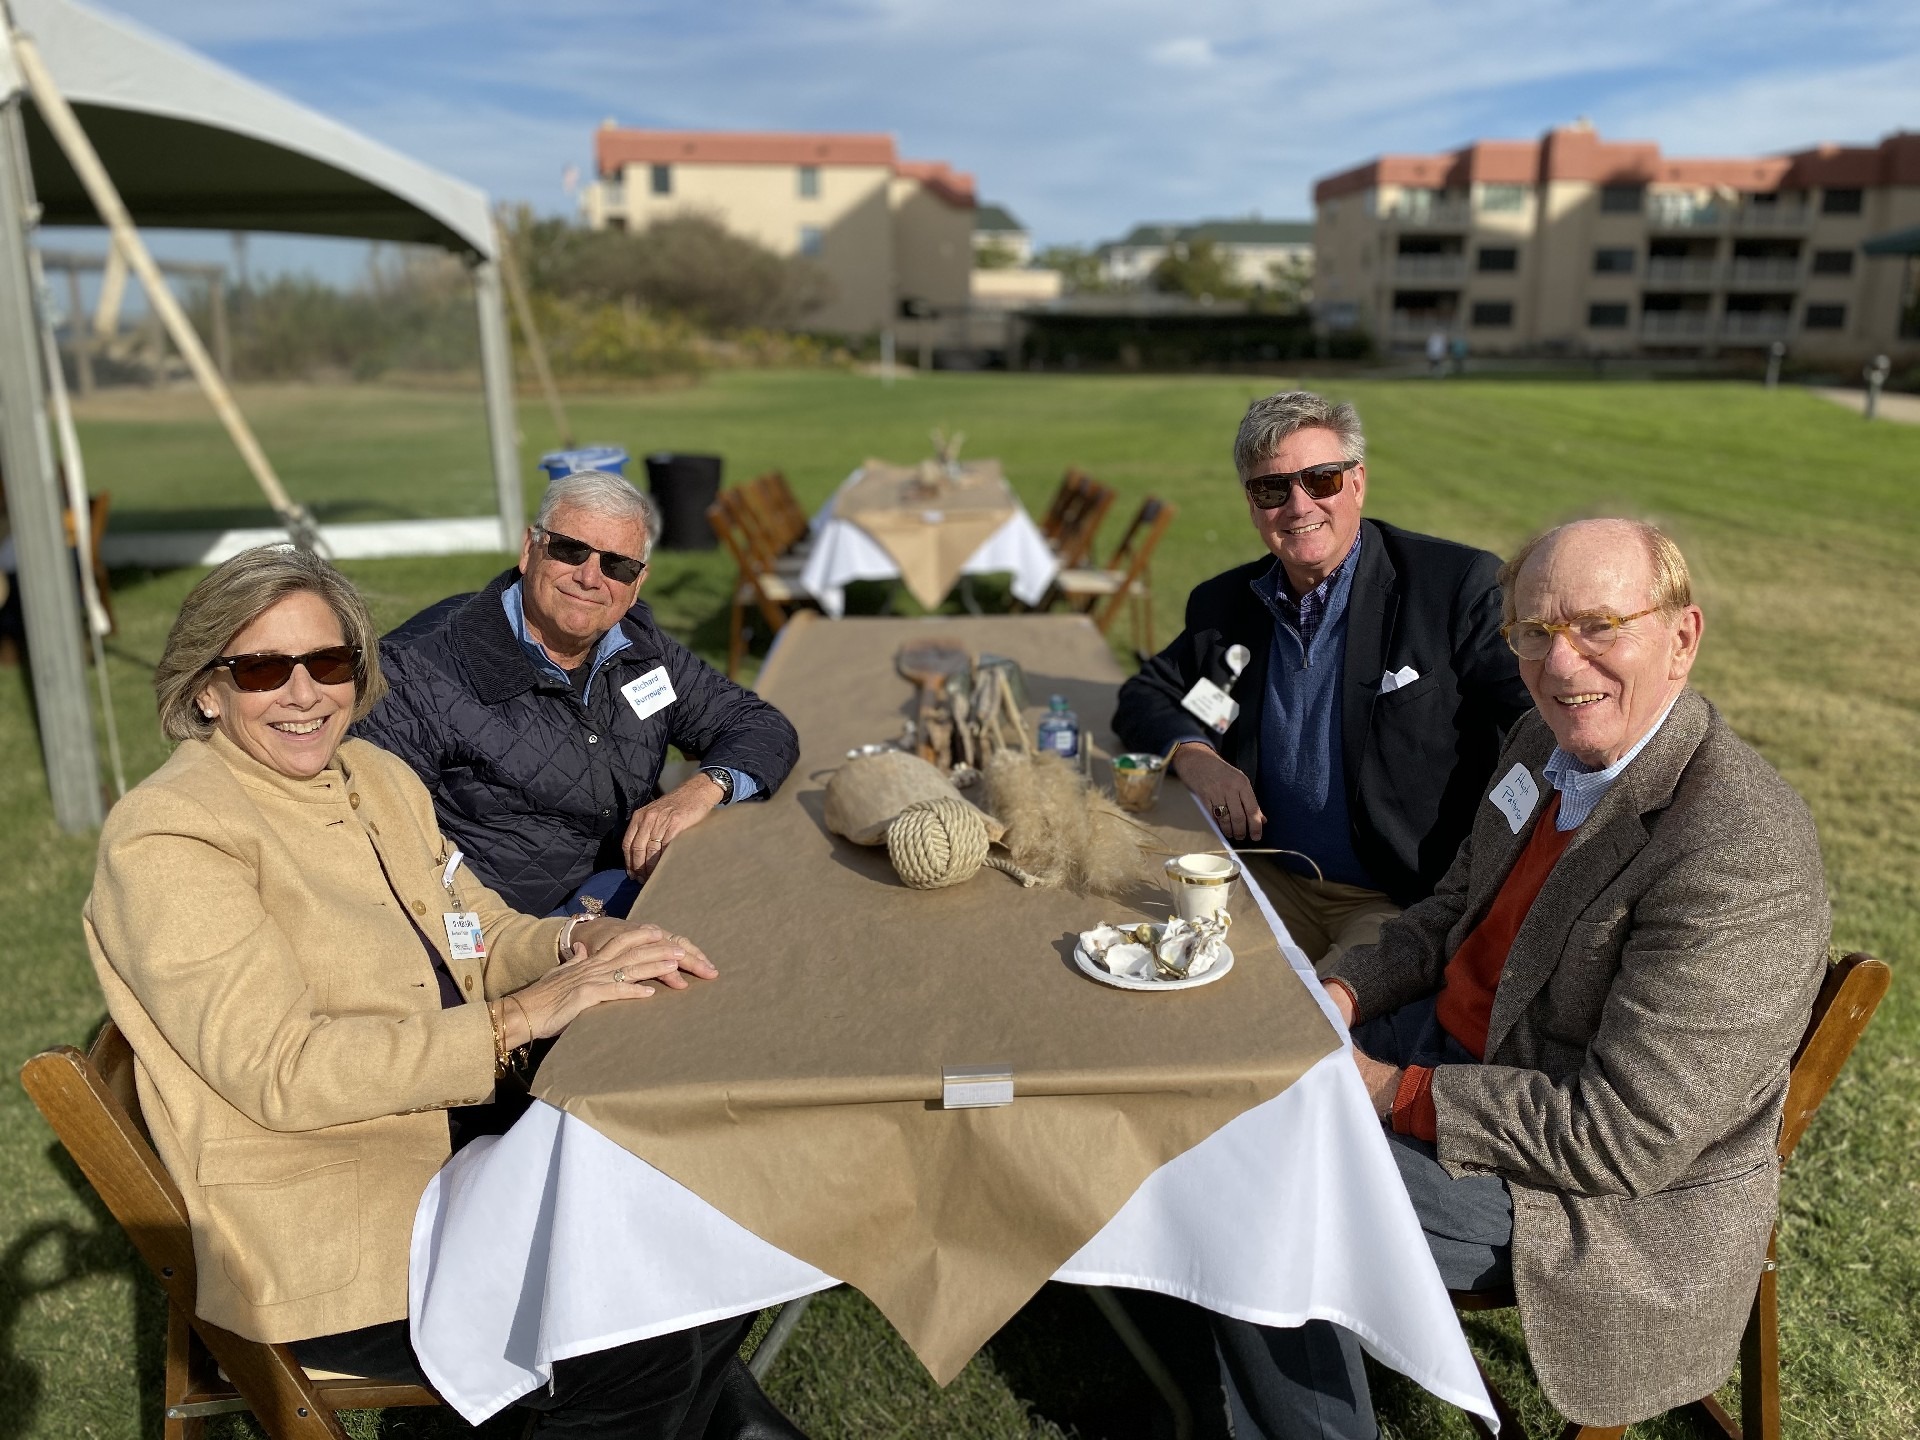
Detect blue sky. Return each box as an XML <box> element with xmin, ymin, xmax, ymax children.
<box><xmin>43</xmin><ymin>0</ymin><xmax>1920</xmax><ymax>284</ymax></box>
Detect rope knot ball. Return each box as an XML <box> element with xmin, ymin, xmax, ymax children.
<box><xmin>887</xmin><ymin>797</ymin><xmax>990</xmax><ymax>890</ymax></box>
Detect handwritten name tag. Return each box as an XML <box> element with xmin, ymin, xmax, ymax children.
<box><xmin>1181</xmin><ymin>677</ymin><xmax>1240</xmax><ymax>734</ymax></box>
<box><xmin>1489</xmin><ymin>763</ymin><xmax>1540</xmax><ymax>834</ymax></box>
<box><xmin>621</xmin><ymin>666</ymin><xmax>677</xmax><ymax>722</ymax></box>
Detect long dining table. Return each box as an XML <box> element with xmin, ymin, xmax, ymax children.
<box><xmin>407</xmin><ymin>613</ymin><xmax>1497</xmax><ymax>1429</ymax></box>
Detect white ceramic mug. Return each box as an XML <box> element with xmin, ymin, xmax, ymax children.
<box><xmin>1163</xmin><ymin>852</ymin><xmax>1238</xmax><ymax>924</ymax></box>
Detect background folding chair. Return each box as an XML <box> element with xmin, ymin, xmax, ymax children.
<box><xmin>1451</xmin><ymin>950</ymin><xmax>1891</xmax><ymax>1440</ymax></box>
<box><xmin>1038</xmin><ymin>468</ymin><xmax>1086</xmax><ymax>545</ymax></box>
<box><xmin>20</xmin><ymin>1022</ymin><xmax>440</xmax><ymax>1439</ymax></box>
<box><xmin>708</xmin><ymin>492</ymin><xmax>809</xmax><ymax>678</ymax></box>
<box><xmin>1052</xmin><ymin>496</ymin><xmax>1177</xmax><ymax>655</ymax></box>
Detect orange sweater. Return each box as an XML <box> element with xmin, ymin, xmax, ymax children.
<box><xmin>1392</xmin><ymin>794</ymin><xmax>1571</xmax><ymax>1141</ymax></box>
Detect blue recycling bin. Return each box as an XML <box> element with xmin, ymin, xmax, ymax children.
<box><xmin>536</xmin><ymin>446</ymin><xmax>630</xmax><ymax>482</ymax></box>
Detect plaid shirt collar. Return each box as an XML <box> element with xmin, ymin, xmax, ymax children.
<box><xmin>1256</xmin><ymin>533</ymin><xmax>1363</xmax><ymax>649</ymax></box>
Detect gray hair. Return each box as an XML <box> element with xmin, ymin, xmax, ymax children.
<box><xmin>1498</xmin><ymin>518</ymin><xmax>1693</xmax><ymax>625</ymax></box>
<box><xmin>154</xmin><ymin>545</ymin><xmax>387</xmax><ymax>743</ymax></box>
<box><xmin>534</xmin><ymin>469</ymin><xmax>661</xmax><ymax>561</ymax></box>
<box><xmin>1233</xmin><ymin>390</ymin><xmax>1366</xmax><ymax>478</ymax></box>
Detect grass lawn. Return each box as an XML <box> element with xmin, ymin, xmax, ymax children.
<box><xmin>3</xmin><ymin>370</ymin><xmax>1915</xmax><ymax>1438</ymax></box>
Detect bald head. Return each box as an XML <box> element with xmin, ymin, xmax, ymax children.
<box><xmin>1502</xmin><ymin>518</ymin><xmax>1704</xmax><ymax>768</ymax></box>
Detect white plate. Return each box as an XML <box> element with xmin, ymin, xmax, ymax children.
<box><xmin>1072</xmin><ymin>934</ymin><xmax>1235</xmax><ymax>991</ymax></box>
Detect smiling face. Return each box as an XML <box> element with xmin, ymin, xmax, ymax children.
<box><xmin>195</xmin><ymin>589</ymin><xmax>357</xmax><ymax>780</ymax></box>
<box><xmin>1511</xmin><ymin>520</ymin><xmax>1703</xmax><ymax>769</ymax></box>
<box><xmin>517</xmin><ymin>502</ymin><xmax>650</xmax><ymax>666</ymax></box>
<box><xmin>1246</xmin><ymin>425</ymin><xmax>1366</xmax><ymax>593</ymax></box>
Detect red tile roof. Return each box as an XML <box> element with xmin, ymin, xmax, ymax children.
<box><xmin>1313</xmin><ymin>126</ymin><xmax>1920</xmax><ymax>202</ymax></box>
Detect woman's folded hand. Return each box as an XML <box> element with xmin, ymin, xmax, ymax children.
<box><xmin>508</xmin><ymin>922</ymin><xmax>717</xmax><ymax>1043</ymax></box>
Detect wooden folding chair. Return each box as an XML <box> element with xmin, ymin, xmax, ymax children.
<box><xmin>19</xmin><ymin>1023</ymin><xmax>440</xmax><ymax>1438</ymax></box>
<box><xmin>1038</xmin><ymin>469</ymin><xmax>1085</xmax><ymax>543</ymax></box>
<box><xmin>750</xmin><ymin>470</ymin><xmax>811</xmax><ymax>558</ymax></box>
<box><xmin>1053</xmin><ymin>496</ymin><xmax>1177</xmax><ymax>653</ymax></box>
<box><xmin>708</xmin><ymin>493</ymin><xmax>809</xmax><ymax>679</ymax></box>
<box><xmin>1050</xmin><ymin>472</ymin><xmax>1114</xmax><ymax>571</ymax></box>
<box><xmin>1452</xmin><ymin>951</ymin><xmax>1891</xmax><ymax>1440</ymax></box>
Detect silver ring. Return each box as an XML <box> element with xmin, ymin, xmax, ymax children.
<box><xmin>613</xmin><ymin>968</ymin><xmax>629</xmax><ymax>984</ymax></box>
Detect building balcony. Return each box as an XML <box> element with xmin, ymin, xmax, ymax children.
<box><xmin>1726</xmin><ymin>258</ymin><xmax>1802</xmax><ymax>286</ymax></box>
<box><xmin>1733</xmin><ymin>206</ymin><xmax>1811</xmax><ymax>231</ymax></box>
<box><xmin>1641</xmin><ymin>311</ymin><xmax>1713</xmax><ymax>339</ymax></box>
<box><xmin>1390</xmin><ymin>310</ymin><xmax>1458</xmax><ymax>335</ymax></box>
<box><xmin>1643</xmin><ymin>257</ymin><xmax>1718</xmax><ymax>285</ymax></box>
<box><xmin>1393</xmin><ymin>255</ymin><xmax>1466</xmax><ymax>282</ymax></box>
<box><xmin>1721</xmin><ymin>311</ymin><xmax>1792</xmax><ymax>339</ymax></box>
<box><xmin>1385</xmin><ymin>201</ymin><xmax>1473</xmax><ymax>229</ymax></box>
<box><xmin>1645</xmin><ymin>199</ymin><xmax>1724</xmax><ymax>230</ymax></box>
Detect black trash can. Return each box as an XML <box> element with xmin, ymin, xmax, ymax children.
<box><xmin>643</xmin><ymin>452</ymin><xmax>723</xmax><ymax>551</ymax></box>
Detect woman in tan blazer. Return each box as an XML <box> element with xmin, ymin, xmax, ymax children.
<box><xmin>85</xmin><ymin>546</ymin><xmax>804</xmax><ymax>1438</ymax></box>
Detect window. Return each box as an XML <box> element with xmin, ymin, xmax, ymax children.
<box><xmin>1470</xmin><ymin>301</ymin><xmax>1514</xmax><ymax>328</ymax></box>
<box><xmin>797</xmin><ymin>165</ymin><xmax>820</xmax><ymax>199</ymax></box>
<box><xmin>1811</xmin><ymin>249</ymin><xmax>1855</xmax><ymax>276</ymax></box>
<box><xmin>1477</xmin><ymin>246</ymin><xmax>1518</xmax><ymax>273</ymax></box>
<box><xmin>1593</xmin><ymin>247</ymin><xmax>1636</xmax><ymax>274</ymax></box>
<box><xmin>798</xmin><ymin>225</ymin><xmax>824</xmax><ymax>258</ymax></box>
<box><xmin>1479</xmin><ymin>184</ymin><xmax>1528</xmax><ymax>212</ymax></box>
<box><xmin>1588</xmin><ymin>303</ymin><xmax>1630</xmax><ymax>328</ymax></box>
<box><xmin>1599</xmin><ymin>184</ymin><xmax>1645</xmax><ymax>214</ymax></box>
<box><xmin>1804</xmin><ymin>303</ymin><xmax>1846</xmax><ymax>329</ymax></box>
<box><xmin>1821</xmin><ymin>187</ymin><xmax>1863</xmax><ymax>215</ymax></box>
<box><xmin>649</xmin><ymin>163</ymin><xmax>671</xmax><ymax>196</ymax></box>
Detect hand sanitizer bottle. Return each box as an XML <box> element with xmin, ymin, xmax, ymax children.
<box><xmin>1037</xmin><ymin>695</ymin><xmax>1080</xmax><ymax>760</ymax></box>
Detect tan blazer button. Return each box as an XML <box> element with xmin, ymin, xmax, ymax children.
<box><xmin>349</xmin><ymin>792</ymin><xmax>361</xmax><ymax>808</ymax></box>
<box><xmin>411</xmin><ymin>899</ymin><xmax>426</xmax><ymax>915</ymax></box>
<box><xmin>463</xmin><ymin>975</ymin><xmax>474</xmax><ymax>992</ymax></box>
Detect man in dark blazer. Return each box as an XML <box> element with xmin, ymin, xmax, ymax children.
<box><xmin>1213</xmin><ymin>518</ymin><xmax>1830</xmax><ymax>1437</ymax></box>
<box><xmin>1114</xmin><ymin>390</ymin><xmax>1530</xmax><ymax>969</ymax></box>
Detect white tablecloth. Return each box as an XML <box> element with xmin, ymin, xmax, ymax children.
<box><xmin>795</xmin><ymin>469</ymin><xmax>1058</xmax><ymax>618</ymax></box>
<box><xmin>408</xmin><ymin>806</ymin><xmax>1497</xmax><ymax>1428</ymax></box>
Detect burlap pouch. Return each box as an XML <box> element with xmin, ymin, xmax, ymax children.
<box><xmin>823</xmin><ymin>750</ymin><xmax>1006</xmax><ymax>846</ymax></box>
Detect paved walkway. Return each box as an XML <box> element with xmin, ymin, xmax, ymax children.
<box><xmin>1811</xmin><ymin>386</ymin><xmax>1920</xmax><ymax>425</ymax></box>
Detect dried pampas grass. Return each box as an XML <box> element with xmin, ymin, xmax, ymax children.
<box><xmin>984</xmin><ymin>750</ymin><xmax>1148</xmax><ymax>897</ymax></box>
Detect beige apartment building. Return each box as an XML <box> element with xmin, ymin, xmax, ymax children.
<box><xmin>1312</xmin><ymin>122</ymin><xmax>1920</xmax><ymax>360</ymax></box>
<box><xmin>581</xmin><ymin>128</ymin><xmax>976</xmax><ymax>336</ymax></box>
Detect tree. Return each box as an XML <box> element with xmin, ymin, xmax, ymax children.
<box><xmin>1034</xmin><ymin>245</ymin><xmax>1110</xmax><ymax>294</ymax></box>
<box><xmin>1147</xmin><ymin>237</ymin><xmax>1247</xmax><ymax>301</ymax></box>
<box><xmin>973</xmin><ymin>238</ymin><xmax>1021</xmax><ymax>271</ymax></box>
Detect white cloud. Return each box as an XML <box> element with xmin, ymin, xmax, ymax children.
<box><xmin>1149</xmin><ymin>36</ymin><xmax>1215</xmax><ymax>69</ymax></box>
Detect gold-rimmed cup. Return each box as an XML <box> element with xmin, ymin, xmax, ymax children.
<box><xmin>1162</xmin><ymin>852</ymin><xmax>1239</xmax><ymax>923</ymax></box>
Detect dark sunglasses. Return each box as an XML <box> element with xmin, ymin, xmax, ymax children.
<box><xmin>536</xmin><ymin>526</ymin><xmax>647</xmax><ymax>584</ymax></box>
<box><xmin>209</xmin><ymin>645</ymin><xmax>359</xmax><ymax>692</ymax></box>
<box><xmin>1242</xmin><ymin>459</ymin><xmax>1357</xmax><ymax>510</ymax></box>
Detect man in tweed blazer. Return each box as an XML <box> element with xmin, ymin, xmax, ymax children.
<box><xmin>1212</xmin><ymin>519</ymin><xmax>1830</xmax><ymax>1436</ymax></box>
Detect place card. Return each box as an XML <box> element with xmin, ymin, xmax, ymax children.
<box><xmin>941</xmin><ymin>1064</ymin><xmax>1014</xmax><ymax>1109</ymax></box>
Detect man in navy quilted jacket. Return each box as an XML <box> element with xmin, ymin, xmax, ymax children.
<box><xmin>356</xmin><ymin>469</ymin><xmax>799</xmax><ymax>918</ymax></box>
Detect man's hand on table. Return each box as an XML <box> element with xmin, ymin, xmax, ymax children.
<box><xmin>623</xmin><ymin>772</ymin><xmax>727</xmax><ymax>878</ymax></box>
<box><xmin>1171</xmin><ymin>742</ymin><xmax>1265</xmax><ymax>842</ymax></box>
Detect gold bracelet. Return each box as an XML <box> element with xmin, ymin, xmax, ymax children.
<box><xmin>486</xmin><ymin>1000</ymin><xmax>509</xmax><ymax>1079</ymax></box>
<box><xmin>505</xmin><ymin>994</ymin><xmax>534</xmax><ymax>1083</ymax></box>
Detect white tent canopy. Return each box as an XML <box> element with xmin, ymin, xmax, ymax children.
<box><xmin>0</xmin><ymin>0</ymin><xmax>525</xmax><ymax>831</ymax></box>
<box><xmin>14</xmin><ymin>0</ymin><xmax>496</xmax><ymax>256</ymax></box>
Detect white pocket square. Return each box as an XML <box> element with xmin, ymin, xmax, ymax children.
<box><xmin>1379</xmin><ymin>665</ymin><xmax>1420</xmax><ymax>693</ymax></box>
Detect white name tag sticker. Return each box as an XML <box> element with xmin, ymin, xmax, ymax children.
<box><xmin>1181</xmin><ymin>677</ymin><xmax>1241</xmax><ymax>735</ymax></box>
<box><xmin>621</xmin><ymin>666</ymin><xmax>677</xmax><ymax>722</ymax></box>
<box><xmin>1489</xmin><ymin>763</ymin><xmax>1540</xmax><ymax>834</ymax></box>
<box><xmin>442</xmin><ymin>911</ymin><xmax>487</xmax><ymax>961</ymax></box>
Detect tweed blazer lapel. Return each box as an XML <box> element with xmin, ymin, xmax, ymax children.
<box><xmin>1482</xmin><ymin>689</ymin><xmax>1711</xmax><ymax>1057</ymax></box>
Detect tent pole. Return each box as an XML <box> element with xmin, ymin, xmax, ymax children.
<box><xmin>8</xmin><ymin>29</ymin><xmax>321</xmax><ymax>550</ymax></box>
<box><xmin>0</xmin><ymin>90</ymin><xmax>102</xmax><ymax>831</ymax></box>
<box><xmin>472</xmin><ymin>258</ymin><xmax>524</xmax><ymax>550</ymax></box>
<box><xmin>494</xmin><ymin>214</ymin><xmax>573</xmax><ymax>448</ymax></box>
<box><xmin>62</xmin><ymin>258</ymin><xmax>92</xmax><ymax>396</ymax></box>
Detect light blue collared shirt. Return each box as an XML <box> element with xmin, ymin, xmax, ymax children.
<box><xmin>500</xmin><ymin>580</ymin><xmax>756</xmax><ymax>805</ymax></box>
<box><xmin>1541</xmin><ymin>696</ymin><xmax>1680</xmax><ymax>830</ymax></box>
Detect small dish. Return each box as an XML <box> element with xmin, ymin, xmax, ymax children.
<box><xmin>1072</xmin><ymin>922</ymin><xmax>1236</xmax><ymax>992</ymax></box>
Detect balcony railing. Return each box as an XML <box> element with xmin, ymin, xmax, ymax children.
<box><xmin>1641</xmin><ymin>311</ymin><xmax>1713</xmax><ymax>338</ymax></box>
<box><xmin>1643</xmin><ymin>257</ymin><xmax>1719</xmax><ymax>285</ymax></box>
<box><xmin>1734</xmin><ymin>206</ymin><xmax>1811</xmax><ymax>231</ymax></box>
<box><xmin>1726</xmin><ymin>258</ymin><xmax>1802</xmax><ymax>286</ymax></box>
<box><xmin>1386</xmin><ymin>201</ymin><xmax>1473</xmax><ymax>229</ymax></box>
<box><xmin>1646</xmin><ymin>199</ymin><xmax>1724</xmax><ymax>230</ymax></box>
<box><xmin>1389</xmin><ymin>311</ymin><xmax>1458</xmax><ymax>334</ymax></box>
<box><xmin>1721</xmin><ymin>311</ymin><xmax>1792</xmax><ymax>338</ymax></box>
<box><xmin>1393</xmin><ymin>255</ymin><xmax>1466</xmax><ymax>282</ymax></box>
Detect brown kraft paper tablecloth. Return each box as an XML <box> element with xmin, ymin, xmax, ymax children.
<box><xmin>534</xmin><ymin>614</ymin><xmax>1339</xmax><ymax>1382</ymax></box>
<box><xmin>832</xmin><ymin>459</ymin><xmax>1017</xmax><ymax>610</ymax></box>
